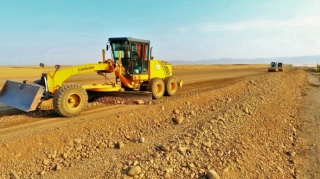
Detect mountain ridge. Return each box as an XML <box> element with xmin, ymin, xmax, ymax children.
<box><xmin>168</xmin><ymin>55</ymin><xmax>320</xmax><ymax>65</ymax></box>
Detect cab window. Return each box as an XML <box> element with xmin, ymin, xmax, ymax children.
<box><xmin>111</xmin><ymin>42</ymin><xmax>130</xmax><ymax>62</ymax></box>
<box><xmin>131</xmin><ymin>43</ymin><xmax>149</xmax><ymax>74</ymax></box>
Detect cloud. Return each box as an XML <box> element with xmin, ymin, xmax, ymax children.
<box><xmin>175</xmin><ymin>27</ymin><xmax>191</xmax><ymax>32</ymax></box>
<box><xmin>151</xmin><ymin>14</ymin><xmax>320</xmax><ymax>60</ymax></box>
<box><xmin>199</xmin><ymin>15</ymin><xmax>320</xmax><ymax>32</ymax></box>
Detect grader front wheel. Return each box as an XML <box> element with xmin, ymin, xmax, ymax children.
<box><xmin>53</xmin><ymin>84</ymin><xmax>88</xmax><ymax>117</ymax></box>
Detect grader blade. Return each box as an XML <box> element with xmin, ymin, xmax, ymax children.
<box><xmin>0</xmin><ymin>80</ymin><xmax>45</xmax><ymax>112</ymax></box>
<box><xmin>87</xmin><ymin>91</ymin><xmax>153</xmax><ymax>101</ymax></box>
<box><xmin>107</xmin><ymin>91</ymin><xmax>153</xmax><ymax>99</ymax></box>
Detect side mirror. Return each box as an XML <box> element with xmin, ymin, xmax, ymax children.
<box><xmin>106</xmin><ymin>44</ymin><xmax>109</xmax><ymax>51</ymax></box>
<box><xmin>150</xmin><ymin>47</ymin><xmax>153</xmax><ymax>60</ymax></box>
<box><xmin>39</xmin><ymin>63</ymin><xmax>47</xmax><ymax>73</ymax></box>
<box><xmin>55</xmin><ymin>65</ymin><xmax>61</xmax><ymax>70</ymax></box>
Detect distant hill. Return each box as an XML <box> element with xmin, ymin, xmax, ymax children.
<box><xmin>169</xmin><ymin>55</ymin><xmax>320</xmax><ymax>65</ymax></box>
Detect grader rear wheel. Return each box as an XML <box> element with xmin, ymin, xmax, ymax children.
<box><xmin>147</xmin><ymin>78</ymin><xmax>165</xmax><ymax>99</ymax></box>
<box><xmin>53</xmin><ymin>84</ymin><xmax>88</xmax><ymax>117</ymax></box>
<box><xmin>164</xmin><ymin>76</ymin><xmax>178</xmax><ymax>96</ymax></box>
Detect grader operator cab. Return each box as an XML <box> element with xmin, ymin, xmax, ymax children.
<box><xmin>0</xmin><ymin>37</ymin><xmax>183</xmax><ymax>117</ymax></box>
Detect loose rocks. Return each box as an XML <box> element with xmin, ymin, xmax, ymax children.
<box><xmin>138</xmin><ymin>137</ymin><xmax>145</xmax><ymax>143</ymax></box>
<box><xmin>207</xmin><ymin>169</ymin><xmax>220</xmax><ymax>179</ymax></box>
<box><xmin>128</xmin><ymin>166</ymin><xmax>142</xmax><ymax>176</ymax></box>
<box><xmin>10</xmin><ymin>172</ymin><xmax>20</xmax><ymax>179</ymax></box>
<box><xmin>174</xmin><ymin>116</ymin><xmax>184</xmax><ymax>124</ymax></box>
<box><xmin>117</xmin><ymin>141</ymin><xmax>124</xmax><ymax>149</ymax></box>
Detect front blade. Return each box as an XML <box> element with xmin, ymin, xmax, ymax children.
<box><xmin>0</xmin><ymin>80</ymin><xmax>45</xmax><ymax>112</ymax></box>
<box><xmin>87</xmin><ymin>91</ymin><xmax>153</xmax><ymax>101</ymax></box>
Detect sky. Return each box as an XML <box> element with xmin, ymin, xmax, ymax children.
<box><xmin>0</xmin><ymin>0</ymin><xmax>320</xmax><ymax>65</ymax></box>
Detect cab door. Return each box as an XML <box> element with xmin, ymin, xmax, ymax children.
<box><xmin>130</xmin><ymin>42</ymin><xmax>150</xmax><ymax>74</ymax></box>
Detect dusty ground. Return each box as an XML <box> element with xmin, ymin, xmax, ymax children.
<box><xmin>0</xmin><ymin>64</ymin><xmax>319</xmax><ymax>179</ymax></box>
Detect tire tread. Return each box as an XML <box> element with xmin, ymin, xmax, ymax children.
<box><xmin>53</xmin><ymin>84</ymin><xmax>88</xmax><ymax>117</ymax></box>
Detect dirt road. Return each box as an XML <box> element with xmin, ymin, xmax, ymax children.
<box><xmin>296</xmin><ymin>72</ymin><xmax>320</xmax><ymax>179</ymax></box>
<box><xmin>0</xmin><ymin>65</ymin><xmax>318</xmax><ymax>179</ymax></box>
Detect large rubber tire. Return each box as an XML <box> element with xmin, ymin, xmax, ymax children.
<box><xmin>147</xmin><ymin>78</ymin><xmax>165</xmax><ymax>99</ymax></box>
<box><xmin>53</xmin><ymin>84</ymin><xmax>88</xmax><ymax>117</ymax></box>
<box><xmin>164</xmin><ymin>76</ymin><xmax>178</xmax><ymax>96</ymax></box>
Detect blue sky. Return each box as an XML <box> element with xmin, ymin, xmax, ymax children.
<box><xmin>0</xmin><ymin>0</ymin><xmax>320</xmax><ymax>65</ymax></box>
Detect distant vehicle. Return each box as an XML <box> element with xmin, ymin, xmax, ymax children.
<box><xmin>277</xmin><ymin>62</ymin><xmax>284</xmax><ymax>71</ymax></box>
<box><xmin>268</xmin><ymin>62</ymin><xmax>278</xmax><ymax>72</ymax></box>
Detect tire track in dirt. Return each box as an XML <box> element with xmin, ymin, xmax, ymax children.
<box><xmin>0</xmin><ymin>105</ymin><xmax>142</xmax><ymax>141</ymax></box>
<box><xmin>0</xmin><ymin>73</ymin><xmax>266</xmax><ymax>139</ymax></box>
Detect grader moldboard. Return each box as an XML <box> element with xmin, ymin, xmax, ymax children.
<box><xmin>0</xmin><ymin>37</ymin><xmax>183</xmax><ymax>117</ymax></box>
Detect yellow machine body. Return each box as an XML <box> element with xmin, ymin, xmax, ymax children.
<box><xmin>46</xmin><ymin>62</ymin><xmax>117</xmax><ymax>93</ymax></box>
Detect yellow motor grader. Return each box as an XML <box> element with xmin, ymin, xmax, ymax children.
<box><xmin>0</xmin><ymin>37</ymin><xmax>183</xmax><ymax>117</ymax></box>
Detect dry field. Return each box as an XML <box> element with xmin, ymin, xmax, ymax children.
<box><xmin>0</xmin><ymin>64</ymin><xmax>319</xmax><ymax>179</ymax></box>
